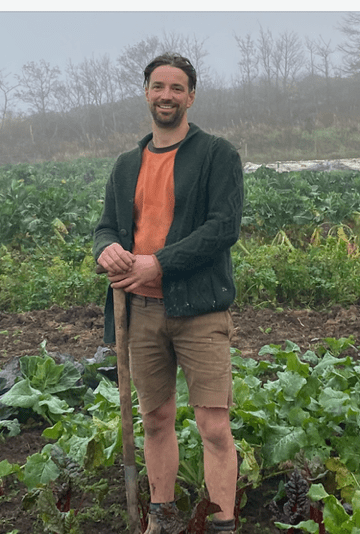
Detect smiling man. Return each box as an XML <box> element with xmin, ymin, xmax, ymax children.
<box><xmin>93</xmin><ymin>53</ymin><xmax>244</xmax><ymax>534</ymax></box>
<box><xmin>145</xmin><ymin>63</ymin><xmax>195</xmax><ymax>131</ymax></box>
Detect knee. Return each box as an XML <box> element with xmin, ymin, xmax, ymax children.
<box><xmin>143</xmin><ymin>396</ymin><xmax>176</xmax><ymax>438</ymax></box>
<box><xmin>195</xmin><ymin>407</ymin><xmax>233</xmax><ymax>449</ymax></box>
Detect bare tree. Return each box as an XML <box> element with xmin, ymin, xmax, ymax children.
<box><xmin>234</xmin><ymin>33</ymin><xmax>259</xmax><ymax>119</ymax></box>
<box><xmin>305</xmin><ymin>37</ymin><xmax>318</xmax><ymax>78</ymax></box>
<box><xmin>61</xmin><ymin>59</ymin><xmax>101</xmax><ymax>146</ymax></box>
<box><xmin>0</xmin><ymin>70</ymin><xmax>18</xmax><ymax>133</ymax></box>
<box><xmin>314</xmin><ymin>37</ymin><xmax>334</xmax><ymax>78</ymax></box>
<box><xmin>271</xmin><ymin>31</ymin><xmax>305</xmax><ymax>122</ymax></box>
<box><xmin>117</xmin><ymin>33</ymin><xmax>211</xmax><ymax>96</ymax></box>
<box><xmin>337</xmin><ymin>12</ymin><xmax>360</xmax><ymax>74</ymax></box>
<box><xmin>74</xmin><ymin>54</ymin><xmax>121</xmax><ymax>108</ymax></box>
<box><xmin>63</xmin><ymin>60</ymin><xmax>87</xmax><ymax>109</ymax></box>
<box><xmin>184</xmin><ymin>33</ymin><xmax>210</xmax><ymax>89</ymax></box>
<box><xmin>234</xmin><ymin>33</ymin><xmax>259</xmax><ymax>87</ymax></box>
<box><xmin>303</xmin><ymin>37</ymin><xmax>322</xmax><ymax>118</ymax></box>
<box><xmin>255</xmin><ymin>27</ymin><xmax>277</xmax><ymax>121</ymax></box>
<box><xmin>15</xmin><ymin>59</ymin><xmax>62</xmax><ymax>115</ymax></box>
<box><xmin>163</xmin><ymin>32</ymin><xmax>210</xmax><ymax>88</ymax></box>
<box><xmin>313</xmin><ymin>36</ymin><xmax>335</xmax><ymax>105</ymax></box>
<box><xmin>272</xmin><ymin>31</ymin><xmax>304</xmax><ymax>93</ymax></box>
<box><xmin>117</xmin><ymin>36</ymin><xmax>161</xmax><ymax>96</ymax></box>
<box><xmin>257</xmin><ymin>27</ymin><xmax>274</xmax><ymax>85</ymax></box>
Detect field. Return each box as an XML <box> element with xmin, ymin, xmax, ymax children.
<box><xmin>1</xmin><ymin>158</ymin><xmax>360</xmax><ymax>534</ymax></box>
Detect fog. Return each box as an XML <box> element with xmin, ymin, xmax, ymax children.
<box><xmin>0</xmin><ymin>11</ymin><xmax>351</xmax><ymax>84</ymax></box>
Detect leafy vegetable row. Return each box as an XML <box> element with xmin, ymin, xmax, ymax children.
<box><xmin>1</xmin><ymin>159</ymin><xmax>360</xmax><ymax>249</ymax></box>
<box><xmin>1</xmin><ymin>337</ymin><xmax>360</xmax><ymax>533</ymax></box>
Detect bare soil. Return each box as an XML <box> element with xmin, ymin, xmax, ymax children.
<box><xmin>1</xmin><ymin>302</ymin><xmax>360</xmax><ymax>533</ymax></box>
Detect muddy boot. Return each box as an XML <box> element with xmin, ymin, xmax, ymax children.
<box><xmin>144</xmin><ymin>503</ymin><xmax>186</xmax><ymax>534</ymax></box>
<box><xmin>144</xmin><ymin>513</ymin><xmax>162</xmax><ymax>534</ymax></box>
<box><xmin>206</xmin><ymin>518</ymin><xmax>236</xmax><ymax>533</ymax></box>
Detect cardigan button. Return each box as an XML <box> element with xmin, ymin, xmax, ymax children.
<box><xmin>120</xmin><ymin>228</ymin><xmax>128</xmax><ymax>236</ymax></box>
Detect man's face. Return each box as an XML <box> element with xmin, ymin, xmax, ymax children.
<box><xmin>145</xmin><ymin>65</ymin><xmax>195</xmax><ymax>129</ymax></box>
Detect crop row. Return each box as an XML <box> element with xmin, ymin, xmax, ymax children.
<box><xmin>1</xmin><ymin>159</ymin><xmax>360</xmax><ymax>313</ymax></box>
<box><xmin>1</xmin><ymin>338</ymin><xmax>360</xmax><ymax>533</ymax></box>
<box><xmin>1</xmin><ymin>159</ymin><xmax>360</xmax><ymax>249</ymax></box>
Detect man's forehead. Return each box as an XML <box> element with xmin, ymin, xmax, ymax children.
<box><xmin>149</xmin><ymin>65</ymin><xmax>189</xmax><ymax>84</ymax></box>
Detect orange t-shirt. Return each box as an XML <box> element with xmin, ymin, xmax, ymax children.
<box><xmin>132</xmin><ymin>143</ymin><xmax>177</xmax><ymax>297</ymax></box>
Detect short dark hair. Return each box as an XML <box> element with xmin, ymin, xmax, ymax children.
<box><xmin>143</xmin><ymin>53</ymin><xmax>197</xmax><ymax>92</ymax></box>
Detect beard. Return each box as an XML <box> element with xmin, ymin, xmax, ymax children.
<box><xmin>149</xmin><ymin>102</ymin><xmax>186</xmax><ymax>129</ymax></box>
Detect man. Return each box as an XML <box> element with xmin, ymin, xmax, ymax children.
<box><xmin>93</xmin><ymin>53</ymin><xmax>243</xmax><ymax>534</ymax></box>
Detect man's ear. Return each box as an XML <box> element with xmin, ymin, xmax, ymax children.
<box><xmin>187</xmin><ymin>90</ymin><xmax>195</xmax><ymax>109</ymax></box>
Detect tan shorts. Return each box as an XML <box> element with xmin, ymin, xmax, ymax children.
<box><xmin>128</xmin><ymin>294</ymin><xmax>234</xmax><ymax>415</ymax></box>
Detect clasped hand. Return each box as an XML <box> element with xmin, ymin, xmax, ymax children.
<box><xmin>97</xmin><ymin>243</ymin><xmax>161</xmax><ymax>292</ymax></box>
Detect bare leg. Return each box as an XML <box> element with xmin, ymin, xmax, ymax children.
<box><xmin>143</xmin><ymin>394</ymin><xmax>178</xmax><ymax>503</ymax></box>
<box><xmin>195</xmin><ymin>406</ymin><xmax>237</xmax><ymax>521</ymax></box>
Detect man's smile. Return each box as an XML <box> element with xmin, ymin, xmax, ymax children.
<box><xmin>157</xmin><ymin>104</ymin><xmax>175</xmax><ymax>109</ymax></box>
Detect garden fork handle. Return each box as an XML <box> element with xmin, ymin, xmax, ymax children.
<box><xmin>96</xmin><ymin>263</ymin><xmax>140</xmax><ymax>534</ymax></box>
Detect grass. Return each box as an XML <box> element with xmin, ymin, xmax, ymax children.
<box><xmin>235</xmin><ymin>125</ymin><xmax>360</xmax><ymax>164</ymax></box>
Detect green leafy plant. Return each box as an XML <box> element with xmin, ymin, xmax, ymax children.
<box><xmin>242</xmin><ymin>167</ymin><xmax>360</xmax><ymax>240</ymax></box>
<box><xmin>22</xmin><ymin>445</ymin><xmax>109</xmax><ymax>534</ymax></box>
<box><xmin>0</xmin><ymin>158</ymin><xmax>112</xmax><ymax>250</ymax></box>
<box><xmin>0</xmin><ymin>342</ymin><xmax>85</xmax><ymax>424</ymax></box>
<box><xmin>232</xmin><ymin>231</ymin><xmax>360</xmax><ymax>309</ymax></box>
<box><xmin>2</xmin><ymin>337</ymin><xmax>360</xmax><ymax>533</ymax></box>
<box><xmin>2</xmin><ymin>162</ymin><xmax>360</xmax><ymax>313</ymax></box>
<box><xmin>229</xmin><ymin>336</ymin><xmax>360</xmax><ymax>485</ymax></box>
<box><xmin>275</xmin><ymin>484</ymin><xmax>360</xmax><ymax>534</ymax></box>
<box><xmin>0</xmin><ymin>244</ymin><xmax>108</xmax><ymax>312</ymax></box>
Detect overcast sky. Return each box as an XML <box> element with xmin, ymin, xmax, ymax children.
<box><xmin>1</xmin><ymin>5</ymin><xmax>359</xmax><ymax>86</ymax></box>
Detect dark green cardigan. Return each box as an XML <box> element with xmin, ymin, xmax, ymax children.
<box><xmin>93</xmin><ymin>123</ymin><xmax>243</xmax><ymax>343</ymax></box>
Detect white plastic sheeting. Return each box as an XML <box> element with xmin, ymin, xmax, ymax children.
<box><xmin>243</xmin><ymin>158</ymin><xmax>360</xmax><ymax>174</ymax></box>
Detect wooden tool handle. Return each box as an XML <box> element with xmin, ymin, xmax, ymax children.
<box><xmin>95</xmin><ymin>263</ymin><xmax>108</xmax><ymax>274</ymax></box>
<box><xmin>95</xmin><ymin>262</ymin><xmax>140</xmax><ymax>532</ymax></box>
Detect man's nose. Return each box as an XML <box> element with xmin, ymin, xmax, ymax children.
<box><xmin>161</xmin><ymin>86</ymin><xmax>172</xmax><ymax>99</ymax></box>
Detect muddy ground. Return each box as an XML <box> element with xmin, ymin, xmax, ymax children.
<box><xmin>1</xmin><ymin>302</ymin><xmax>360</xmax><ymax>365</ymax></box>
<box><xmin>1</xmin><ymin>302</ymin><xmax>360</xmax><ymax>533</ymax></box>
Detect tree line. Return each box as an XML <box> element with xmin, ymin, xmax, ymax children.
<box><xmin>0</xmin><ymin>13</ymin><xmax>359</xmax><ymax>164</ymax></box>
